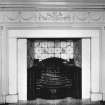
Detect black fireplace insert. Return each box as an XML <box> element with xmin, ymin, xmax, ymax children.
<box><xmin>27</xmin><ymin>57</ymin><xmax>81</xmax><ymax>100</ymax></box>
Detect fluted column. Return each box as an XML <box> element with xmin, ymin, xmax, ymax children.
<box><xmin>0</xmin><ymin>27</ymin><xmax>3</xmax><ymax>103</ymax></box>
<box><xmin>0</xmin><ymin>26</ymin><xmax>9</xmax><ymax>103</ymax></box>
<box><xmin>101</xmin><ymin>29</ymin><xmax>105</xmax><ymax>100</ymax></box>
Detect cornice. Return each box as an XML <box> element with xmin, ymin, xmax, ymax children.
<box><xmin>0</xmin><ymin>1</ymin><xmax>105</xmax><ymax>11</ymax></box>
<box><xmin>0</xmin><ymin>1</ymin><xmax>105</xmax><ymax>25</ymax></box>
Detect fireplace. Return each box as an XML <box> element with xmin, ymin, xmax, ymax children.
<box><xmin>7</xmin><ymin>30</ymin><xmax>101</xmax><ymax>103</ymax></box>
<box><xmin>27</xmin><ymin>39</ymin><xmax>81</xmax><ymax>100</ymax></box>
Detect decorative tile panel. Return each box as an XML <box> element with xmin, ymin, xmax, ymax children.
<box><xmin>27</xmin><ymin>39</ymin><xmax>81</xmax><ymax>68</ymax></box>
<box><xmin>33</xmin><ymin>40</ymin><xmax>74</xmax><ymax>61</ymax></box>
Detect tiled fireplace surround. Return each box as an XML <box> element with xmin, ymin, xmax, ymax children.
<box><xmin>6</xmin><ymin>29</ymin><xmax>101</xmax><ymax>103</ymax></box>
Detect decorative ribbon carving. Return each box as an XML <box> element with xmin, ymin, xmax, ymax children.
<box><xmin>0</xmin><ymin>11</ymin><xmax>104</xmax><ymax>23</ymax></box>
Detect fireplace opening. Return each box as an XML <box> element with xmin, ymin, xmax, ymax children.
<box><xmin>27</xmin><ymin>38</ymin><xmax>82</xmax><ymax>100</ymax></box>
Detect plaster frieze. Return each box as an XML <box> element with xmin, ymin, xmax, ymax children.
<box><xmin>0</xmin><ymin>11</ymin><xmax>104</xmax><ymax>23</ymax></box>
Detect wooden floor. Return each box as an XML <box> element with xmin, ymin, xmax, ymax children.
<box><xmin>0</xmin><ymin>98</ymin><xmax>105</xmax><ymax>105</ymax></box>
<box><xmin>0</xmin><ymin>102</ymin><xmax>104</xmax><ymax>105</ymax></box>
<box><xmin>8</xmin><ymin>102</ymin><xmax>104</xmax><ymax>105</ymax></box>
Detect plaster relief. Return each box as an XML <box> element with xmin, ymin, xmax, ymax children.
<box><xmin>0</xmin><ymin>11</ymin><xmax>104</xmax><ymax>23</ymax></box>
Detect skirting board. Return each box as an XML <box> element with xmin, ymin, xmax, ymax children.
<box><xmin>91</xmin><ymin>93</ymin><xmax>102</xmax><ymax>101</ymax></box>
<box><xmin>102</xmin><ymin>93</ymin><xmax>105</xmax><ymax>101</ymax></box>
<box><xmin>6</xmin><ymin>94</ymin><xmax>18</xmax><ymax>103</ymax></box>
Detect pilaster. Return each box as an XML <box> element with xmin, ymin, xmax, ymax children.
<box><xmin>1</xmin><ymin>26</ymin><xmax>9</xmax><ymax>103</ymax></box>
